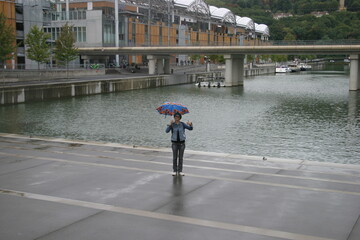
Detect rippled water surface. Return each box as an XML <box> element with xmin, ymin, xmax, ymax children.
<box><xmin>1</xmin><ymin>67</ymin><xmax>359</xmax><ymax>164</ymax></box>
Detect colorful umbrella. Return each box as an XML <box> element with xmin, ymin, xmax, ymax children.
<box><xmin>156</xmin><ymin>102</ymin><xmax>189</xmax><ymax>116</ymax></box>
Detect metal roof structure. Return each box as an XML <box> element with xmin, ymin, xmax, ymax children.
<box><xmin>255</xmin><ymin>23</ymin><xmax>270</xmax><ymax>36</ymax></box>
<box><xmin>119</xmin><ymin>0</ymin><xmax>268</xmax><ymax>35</ymax></box>
<box><xmin>174</xmin><ymin>0</ymin><xmax>210</xmax><ymax>20</ymax></box>
<box><xmin>235</xmin><ymin>16</ymin><xmax>254</xmax><ymax>30</ymax></box>
<box><xmin>209</xmin><ymin>6</ymin><xmax>235</xmax><ymax>24</ymax></box>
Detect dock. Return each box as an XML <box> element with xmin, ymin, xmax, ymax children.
<box><xmin>0</xmin><ymin>133</ymin><xmax>359</xmax><ymax>240</ymax></box>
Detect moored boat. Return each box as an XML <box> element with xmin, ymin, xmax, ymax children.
<box><xmin>195</xmin><ymin>81</ymin><xmax>226</xmax><ymax>87</ymax></box>
<box><xmin>299</xmin><ymin>63</ymin><xmax>312</xmax><ymax>71</ymax></box>
<box><xmin>275</xmin><ymin>65</ymin><xmax>291</xmax><ymax>73</ymax></box>
<box><xmin>288</xmin><ymin>64</ymin><xmax>301</xmax><ymax>72</ymax></box>
<box><xmin>195</xmin><ymin>76</ymin><xmax>226</xmax><ymax>87</ymax></box>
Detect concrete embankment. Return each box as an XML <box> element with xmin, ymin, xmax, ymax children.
<box><xmin>0</xmin><ymin>74</ymin><xmax>190</xmax><ymax>105</ymax></box>
<box><xmin>0</xmin><ymin>65</ymin><xmax>275</xmax><ymax>105</ymax></box>
<box><xmin>1</xmin><ymin>68</ymin><xmax>105</xmax><ymax>82</ymax></box>
<box><xmin>245</xmin><ymin>65</ymin><xmax>275</xmax><ymax>76</ymax></box>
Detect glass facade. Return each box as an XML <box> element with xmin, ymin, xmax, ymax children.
<box><xmin>43</xmin><ymin>10</ymin><xmax>86</xmax><ymax>21</ymax></box>
<box><xmin>44</xmin><ymin>26</ymin><xmax>86</xmax><ymax>43</ymax></box>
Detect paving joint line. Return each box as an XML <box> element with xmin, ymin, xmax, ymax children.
<box><xmin>0</xmin><ymin>188</ymin><xmax>336</xmax><ymax>240</ymax></box>
<box><xmin>1</xmin><ymin>134</ymin><xmax>360</xmax><ymax>179</ymax></box>
<box><xmin>0</xmin><ymin>160</ymin><xmax>54</xmax><ymax>177</ymax></box>
<box><xmin>346</xmin><ymin>213</ymin><xmax>360</xmax><ymax>240</ymax></box>
<box><xmin>2</xmin><ymin>133</ymin><xmax>360</xmax><ymax>170</ymax></box>
<box><xmin>2</xmin><ymin>146</ymin><xmax>359</xmax><ymax>186</ymax></box>
<box><xmin>33</xmin><ymin>211</ymin><xmax>105</xmax><ymax>240</ymax></box>
<box><xmin>0</xmin><ymin>151</ymin><xmax>360</xmax><ymax>196</ymax></box>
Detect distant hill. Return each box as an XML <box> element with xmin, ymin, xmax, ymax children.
<box><xmin>205</xmin><ymin>0</ymin><xmax>360</xmax><ymax>41</ymax></box>
<box><xmin>206</xmin><ymin>0</ymin><xmax>359</xmax><ymax>14</ymax></box>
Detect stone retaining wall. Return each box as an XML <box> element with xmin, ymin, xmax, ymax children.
<box><xmin>1</xmin><ymin>69</ymin><xmax>105</xmax><ymax>82</ymax></box>
<box><xmin>0</xmin><ymin>66</ymin><xmax>275</xmax><ymax>105</ymax></box>
<box><xmin>0</xmin><ymin>74</ymin><xmax>190</xmax><ymax>105</ymax></box>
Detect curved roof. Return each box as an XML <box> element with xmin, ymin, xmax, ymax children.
<box><xmin>209</xmin><ymin>6</ymin><xmax>235</xmax><ymax>24</ymax></box>
<box><xmin>235</xmin><ymin>16</ymin><xmax>254</xmax><ymax>30</ymax></box>
<box><xmin>174</xmin><ymin>0</ymin><xmax>194</xmax><ymax>8</ymax></box>
<box><xmin>174</xmin><ymin>0</ymin><xmax>210</xmax><ymax>16</ymax></box>
<box><xmin>255</xmin><ymin>23</ymin><xmax>270</xmax><ymax>36</ymax></box>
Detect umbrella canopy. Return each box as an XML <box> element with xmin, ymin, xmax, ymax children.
<box><xmin>156</xmin><ymin>102</ymin><xmax>189</xmax><ymax>116</ymax></box>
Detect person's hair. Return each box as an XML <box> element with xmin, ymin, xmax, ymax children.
<box><xmin>174</xmin><ymin>112</ymin><xmax>182</xmax><ymax>119</ymax></box>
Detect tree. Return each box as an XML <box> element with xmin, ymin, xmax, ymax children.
<box><xmin>25</xmin><ymin>25</ymin><xmax>51</xmax><ymax>70</ymax></box>
<box><xmin>347</xmin><ymin>0</ymin><xmax>360</xmax><ymax>11</ymax></box>
<box><xmin>0</xmin><ymin>12</ymin><xmax>16</xmax><ymax>68</ymax></box>
<box><xmin>270</xmin><ymin>55</ymin><xmax>288</xmax><ymax>63</ymax></box>
<box><xmin>54</xmin><ymin>23</ymin><xmax>78</xmax><ymax>71</ymax></box>
<box><xmin>283</xmin><ymin>28</ymin><xmax>296</xmax><ymax>41</ymax></box>
<box><xmin>190</xmin><ymin>55</ymin><xmax>200</xmax><ymax>62</ymax></box>
<box><xmin>209</xmin><ymin>55</ymin><xmax>220</xmax><ymax>63</ymax></box>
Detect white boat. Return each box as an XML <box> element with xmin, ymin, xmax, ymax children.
<box><xmin>275</xmin><ymin>65</ymin><xmax>291</xmax><ymax>73</ymax></box>
<box><xmin>195</xmin><ymin>76</ymin><xmax>226</xmax><ymax>87</ymax></box>
<box><xmin>195</xmin><ymin>81</ymin><xmax>210</xmax><ymax>87</ymax></box>
<box><xmin>299</xmin><ymin>63</ymin><xmax>312</xmax><ymax>71</ymax></box>
<box><xmin>195</xmin><ymin>81</ymin><xmax>226</xmax><ymax>87</ymax></box>
<box><xmin>288</xmin><ymin>64</ymin><xmax>301</xmax><ymax>72</ymax></box>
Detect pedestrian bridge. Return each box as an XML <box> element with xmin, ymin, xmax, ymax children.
<box><xmin>78</xmin><ymin>45</ymin><xmax>360</xmax><ymax>90</ymax></box>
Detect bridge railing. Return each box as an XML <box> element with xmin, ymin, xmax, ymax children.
<box><xmin>270</xmin><ymin>40</ymin><xmax>360</xmax><ymax>45</ymax></box>
<box><xmin>76</xmin><ymin>39</ymin><xmax>360</xmax><ymax>49</ymax></box>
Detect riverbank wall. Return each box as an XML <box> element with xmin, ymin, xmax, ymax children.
<box><xmin>1</xmin><ymin>68</ymin><xmax>105</xmax><ymax>82</ymax></box>
<box><xmin>187</xmin><ymin>65</ymin><xmax>275</xmax><ymax>82</ymax></box>
<box><xmin>0</xmin><ymin>74</ymin><xmax>191</xmax><ymax>105</ymax></box>
<box><xmin>0</xmin><ymin>65</ymin><xmax>275</xmax><ymax>105</ymax></box>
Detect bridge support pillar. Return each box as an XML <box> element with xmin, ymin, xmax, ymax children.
<box><xmin>164</xmin><ymin>58</ymin><xmax>170</xmax><ymax>74</ymax></box>
<box><xmin>147</xmin><ymin>55</ymin><xmax>171</xmax><ymax>75</ymax></box>
<box><xmin>147</xmin><ymin>55</ymin><xmax>156</xmax><ymax>75</ymax></box>
<box><xmin>224</xmin><ymin>54</ymin><xmax>244</xmax><ymax>87</ymax></box>
<box><xmin>156</xmin><ymin>60</ymin><xmax>164</xmax><ymax>74</ymax></box>
<box><xmin>350</xmin><ymin>55</ymin><xmax>360</xmax><ymax>91</ymax></box>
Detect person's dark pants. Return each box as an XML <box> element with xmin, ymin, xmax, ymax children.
<box><xmin>172</xmin><ymin>142</ymin><xmax>185</xmax><ymax>172</ymax></box>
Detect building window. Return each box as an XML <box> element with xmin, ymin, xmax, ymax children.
<box><xmin>16</xmin><ymin>39</ymin><xmax>24</xmax><ymax>47</ymax></box>
<box><xmin>104</xmin><ymin>24</ymin><xmax>114</xmax><ymax>44</ymax></box>
<box><xmin>82</xmin><ymin>27</ymin><xmax>86</xmax><ymax>42</ymax></box>
<box><xmin>15</xmin><ymin>5</ymin><xmax>23</xmax><ymax>15</ymax></box>
<box><xmin>16</xmin><ymin>22</ymin><xmax>24</xmax><ymax>31</ymax></box>
<box><xmin>73</xmin><ymin>26</ymin><xmax>86</xmax><ymax>42</ymax></box>
<box><xmin>132</xmin><ymin>23</ymin><xmax>136</xmax><ymax>45</ymax></box>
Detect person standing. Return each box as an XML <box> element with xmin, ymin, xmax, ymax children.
<box><xmin>166</xmin><ymin>112</ymin><xmax>193</xmax><ymax>176</ymax></box>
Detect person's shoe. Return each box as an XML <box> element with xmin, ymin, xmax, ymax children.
<box><xmin>179</xmin><ymin>172</ymin><xmax>185</xmax><ymax>176</ymax></box>
<box><xmin>172</xmin><ymin>172</ymin><xmax>177</xmax><ymax>176</ymax></box>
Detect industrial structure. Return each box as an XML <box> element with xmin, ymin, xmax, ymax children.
<box><xmin>1</xmin><ymin>0</ymin><xmax>270</xmax><ymax>69</ymax></box>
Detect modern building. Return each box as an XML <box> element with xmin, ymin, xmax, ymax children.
<box><xmin>1</xmin><ymin>0</ymin><xmax>270</xmax><ymax>69</ymax></box>
<box><xmin>0</xmin><ymin>0</ymin><xmax>16</xmax><ymax>68</ymax></box>
<box><xmin>0</xmin><ymin>0</ymin><xmax>52</xmax><ymax>69</ymax></box>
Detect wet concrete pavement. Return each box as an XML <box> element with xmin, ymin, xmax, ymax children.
<box><xmin>0</xmin><ymin>133</ymin><xmax>360</xmax><ymax>240</ymax></box>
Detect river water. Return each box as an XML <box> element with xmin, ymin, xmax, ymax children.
<box><xmin>1</xmin><ymin>64</ymin><xmax>359</xmax><ymax>164</ymax></box>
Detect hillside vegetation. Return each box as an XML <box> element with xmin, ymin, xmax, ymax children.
<box><xmin>206</xmin><ymin>0</ymin><xmax>360</xmax><ymax>41</ymax></box>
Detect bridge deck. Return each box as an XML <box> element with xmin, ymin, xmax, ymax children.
<box><xmin>78</xmin><ymin>45</ymin><xmax>360</xmax><ymax>55</ymax></box>
<box><xmin>0</xmin><ymin>133</ymin><xmax>359</xmax><ymax>240</ymax></box>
